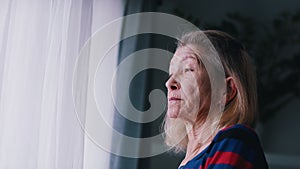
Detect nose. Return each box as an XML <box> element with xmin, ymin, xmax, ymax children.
<box><xmin>165</xmin><ymin>76</ymin><xmax>180</xmax><ymax>91</ymax></box>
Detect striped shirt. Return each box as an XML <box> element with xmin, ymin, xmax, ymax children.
<box><xmin>178</xmin><ymin>124</ymin><xmax>269</xmax><ymax>169</ymax></box>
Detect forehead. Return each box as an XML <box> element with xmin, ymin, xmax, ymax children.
<box><xmin>171</xmin><ymin>46</ymin><xmax>198</xmax><ymax>65</ymax></box>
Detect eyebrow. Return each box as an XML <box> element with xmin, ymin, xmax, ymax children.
<box><xmin>169</xmin><ymin>54</ymin><xmax>199</xmax><ymax>76</ymax></box>
<box><xmin>182</xmin><ymin>55</ymin><xmax>197</xmax><ymax>62</ymax></box>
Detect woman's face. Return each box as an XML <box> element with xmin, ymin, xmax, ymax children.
<box><xmin>166</xmin><ymin>46</ymin><xmax>210</xmax><ymax>123</ymax></box>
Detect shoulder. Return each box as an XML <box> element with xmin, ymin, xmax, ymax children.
<box><xmin>203</xmin><ymin>124</ymin><xmax>269</xmax><ymax>169</ymax></box>
<box><xmin>214</xmin><ymin>124</ymin><xmax>259</xmax><ymax>147</ymax></box>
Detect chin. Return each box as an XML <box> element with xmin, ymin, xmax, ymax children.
<box><xmin>167</xmin><ymin>109</ymin><xmax>179</xmax><ymax>118</ymax></box>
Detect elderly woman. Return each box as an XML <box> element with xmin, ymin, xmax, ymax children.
<box><xmin>164</xmin><ymin>30</ymin><xmax>269</xmax><ymax>169</ymax></box>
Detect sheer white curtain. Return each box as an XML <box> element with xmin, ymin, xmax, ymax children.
<box><xmin>0</xmin><ymin>0</ymin><xmax>124</xmax><ymax>168</ymax></box>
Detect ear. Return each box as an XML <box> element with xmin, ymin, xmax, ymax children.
<box><xmin>226</xmin><ymin>77</ymin><xmax>237</xmax><ymax>104</ymax></box>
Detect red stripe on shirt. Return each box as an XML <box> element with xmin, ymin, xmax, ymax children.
<box><xmin>200</xmin><ymin>151</ymin><xmax>253</xmax><ymax>169</ymax></box>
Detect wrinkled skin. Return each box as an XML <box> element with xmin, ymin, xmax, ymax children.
<box><xmin>165</xmin><ymin>46</ymin><xmax>210</xmax><ymax>124</ymax></box>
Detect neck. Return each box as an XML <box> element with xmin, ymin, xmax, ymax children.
<box><xmin>180</xmin><ymin>122</ymin><xmax>212</xmax><ymax>166</ymax></box>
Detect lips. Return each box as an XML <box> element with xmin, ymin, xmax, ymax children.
<box><xmin>168</xmin><ymin>97</ymin><xmax>182</xmax><ymax>101</ymax></box>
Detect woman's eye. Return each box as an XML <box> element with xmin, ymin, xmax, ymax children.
<box><xmin>184</xmin><ymin>68</ymin><xmax>194</xmax><ymax>72</ymax></box>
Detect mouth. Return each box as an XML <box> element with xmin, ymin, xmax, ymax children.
<box><xmin>168</xmin><ymin>97</ymin><xmax>182</xmax><ymax>101</ymax></box>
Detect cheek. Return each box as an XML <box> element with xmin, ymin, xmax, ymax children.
<box><xmin>182</xmin><ymin>77</ymin><xmax>201</xmax><ymax>101</ymax></box>
<box><xmin>177</xmin><ymin>80</ymin><xmax>201</xmax><ymax>120</ymax></box>
<box><xmin>182</xmin><ymin>74</ymin><xmax>211</xmax><ymax>107</ymax></box>
<box><xmin>183</xmin><ymin>83</ymin><xmax>201</xmax><ymax>109</ymax></box>
<box><xmin>198</xmin><ymin>76</ymin><xmax>211</xmax><ymax>100</ymax></box>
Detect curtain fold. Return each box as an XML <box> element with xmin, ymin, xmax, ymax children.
<box><xmin>0</xmin><ymin>0</ymin><xmax>127</xmax><ymax>168</ymax></box>
<box><xmin>0</xmin><ymin>0</ymin><xmax>93</xmax><ymax>168</ymax></box>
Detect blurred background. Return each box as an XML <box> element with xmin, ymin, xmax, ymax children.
<box><xmin>130</xmin><ymin>1</ymin><xmax>300</xmax><ymax>169</ymax></box>
<box><xmin>0</xmin><ymin>0</ymin><xmax>299</xmax><ymax>169</ymax></box>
